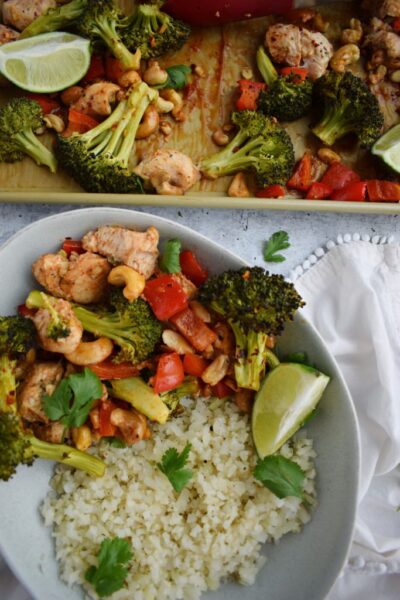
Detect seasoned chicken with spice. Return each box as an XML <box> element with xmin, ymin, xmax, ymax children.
<box><xmin>363</xmin><ymin>0</ymin><xmax>400</xmax><ymax>18</ymax></box>
<box><xmin>0</xmin><ymin>23</ymin><xmax>19</xmax><ymax>44</ymax></box>
<box><xmin>32</xmin><ymin>298</ymin><xmax>83</xmax><ymax>354</ymax></box>
<box><xmin>134</xmin><ymin>149</ymin><xmax>200</xmax><ymax>195</ymax></box>
<box><xmin>82</xmin><ymin>225</ymin><xmax>159</xmax><ymax>279</ymax></box>
<box><xmin>32</xmin><ymin>421</ymin><xmax>66</xmax><ymax>444</ymax></box>
<box><xmin>2</xmin><ymin>0</ymin><xmax>56</xmax><ymax>31</ymax></box>
<box><xmin>70</xmin><ymin>82</ymin><xmax>121</xmax><ymax>118</ymax></box>
<box><xmin>17</xmin><ymin>362</ymin><xmax>63</xmax><ymax>423</ymax></box>
<box><xmin>32</xmin><ymin>252</ymin><xmax>111</xmax><ymax>304</ymax></box>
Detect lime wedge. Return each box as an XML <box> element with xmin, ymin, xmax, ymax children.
<box><xmin>252</xmin><ymin>363</ymin><xmax>330</xmax><ymax>458</ymax></box>
<box><xmin>0</xmin><ymin>32</ymin><xmax>91</xmax><ymax>93</ymax></box>
<box><xmin>372</xmin><ymin>123</ymin><xmax>400</xmax><ymax>173</ymax></box>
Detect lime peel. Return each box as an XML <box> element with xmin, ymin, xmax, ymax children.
<box><xmin>372</xmin><ymin>123</ymin><xmax>400</xmax><ymax>173</ymax></box>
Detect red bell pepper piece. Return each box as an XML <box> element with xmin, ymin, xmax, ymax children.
<box><xmin>183</xmin><ymin>353</ymin><xmax>209</xmax><ymax>377</ymax></box>
<box><xmin>236</xmin><ymin>80</ymin><xmax>266</xmax><ymax>111</ymax></box>
<box><xmin>287</xmin><ymin>153</ymin><xmax>313</xmax><ymax>191</ymax></box>
<box><xmin>153</xmin><ymin>352</ymin><xmax>185</xmax><ymax>394</ymax></box>
<box><xmin>26</xmin><ymin>93</ymin><xmax>60</xmax><ymax>114</ymax></box>
<box><xmin>62</xmin><ymin>239</ymin><xmax>84</xmax><ymax>255</ymax></box>
<box><xmin>63</xmin><ymin>109</ymin><xmax>99</xmax><ymax>136</ymax></box>
<box><xmin>280</xmin><ymin>67</ymin><xmax>308</xmax><ymax>82</ymax></box>
<box><xmin>211</xmin><ymin>380</ymin><xmax>232</xmax><ymax>399</ymax></box>
<box><xmin>179</xmin><ymin>250</ymin><xmax>208</xmax><ymax>286</ymax></box>
<box><xmin>331</xmin><ymin>181</ymin><xmax>367</xmax><ymax>201</ymax></box>
<box><xmin>306</xmin><ymin>182</ymin><xmax>333</xmax><ymax>200</ymax></box>
<box><xmin>88</xmin><ymin>359</ymin><xmax>139</xmax><ymax>380</ymax></box>
<box><xmin>170</xmin><ymin>307</ymin><xmax>217</xmax><ymax>352</ymax></box>
<box><xmin>83</xmin><ymin>55</ymin><xmax>105</xmax><ymax>82</ymax></box>
<box><xmin>105</xmin><ymin>56</ymin><xmax>125</xmax><ymax>82</ymax></box>
<box><xmin>320</xmin><ymin>162</ymin><xmax>360</xmax><ymax>191</ymax></box>
<box><xmin>144</xmin><ymin>274</ymin><xmax>188</xmax><ymax>321</ymax></box>
<box><xmin>255</xmin><ymin>184</ymin><xmax>286</xmax><ymax>198</ymax></box>
<box><xmin>17</xmin><ymin>304</ymin><xmax>36</xmax><ymax>318</ymax></box>
<box><xmin>366</xmin><ymin>180</ymin><xmax>400</xmax><ymax>202</ymax></box>
<box><xmin>99</xmin><ymin>400</ymin><xmax>118</xmax><ymax>437</ymax></box>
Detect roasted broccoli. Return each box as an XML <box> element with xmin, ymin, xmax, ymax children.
<box><xmin>73</xmin><ymin>288</ymin><xmax>163</xmax><ymax>364</ymax></box>
<box><xmin>200</xmin><ymin>110</ymin><xmax>295</xmax><ymax>187</ymax></box>
<box><xmin>122</xmin><ymin>0</ymin><xmax>191</xmax><ymax>59</ymax></box>
<box><xmin>198</xmin><ymin>267</ymin><xmax>304</xmax><ymax>391</ymax></box>
<box><xmin>161</xmin><ymin>377</ymin><xmax>200</xmax><ymax>412</ymax></box>
<box><xmin>25</xmin><ymin>291</ymin><xmax>71</xmax><ymax>340</ymax></box>
<box><xmin>56</xmin><ymin>81</ymin><xmax>156</xmax><ymax>193</ymax></box>
<box><xmin>76</xmin><ymin>0</ymin><xmax>141</xmax><ymax>70</ymax></box>
<box><xmin>0</xmin><ymin>316</ymin><xmax>36</xmax><ymax>355</ymax></box>
<box><xmin>0</xmin><ymin>98</ymin><xmax>57</xmax><ymax>173</ymax></box>
<box><xmin>311</xmin><ymin>71</ymin><xmax>384</xmax><ymax>148</ymax></box>
<box><xmin>0</xmin><ymin>410</ymin><xmax>105</xmax><ymax>481</ymax></box>
<box><xmin>0</xmin><ymin>354</ymin><xmax>17</xmax><ymax>411</ymax></box>
<box><xmin>256</xmin><ymin>46</ymin><xmax>313</xmax><ymax>122</ymax></box>
<box><xmin>20</xmin><ymin>0</ymin><xmax>88</xmax><ymax>39</ymax></box>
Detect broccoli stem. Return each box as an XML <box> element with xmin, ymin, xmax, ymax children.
<box><xmin>20</xmin><ymin>0</ymin><xmax>88</xmax><ymax>39</ymax></box>
<box><xmin>93</xmin><ymin>16</ymin><xmax>141</xmax><ymax>70</ymax></box>
<box><xmin>311</xmin><ymin>102</ymin><xmax>353</xmax><ymax>146</ymax></box>
<box><xmin>73</xmin><ymin>305</ymin><xmax>126</xmax><ymax>346</ymax></box>
<box><xmin>201</xmin><ymin>133</ymin><xmax>264</xmax><ymax>178</ymax></box>
<box><xmin>231</xmin><ymin>324</ymin><xmax>280</xmax><ymax>391</ymax></box>
<box><xmin>257</xmin><ymin>46</ymin><xmax>278</xmax><ymax>86</ymax></box>
<box><xmin>15</xmin><ymin>130</ymin><xmax>57</xmax><ymax>173</ymax></box>
<box><xmin>25</xmin><ymin>290</ymin><xmax>45</xmax><ymax>309</ymax></box>
<box><xmin>27</xmin><ymin>436</ymin><xmax>105</xmax><ymax>477</ymax></box>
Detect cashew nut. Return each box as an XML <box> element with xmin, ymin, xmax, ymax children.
<box><xmin>71</xmin><ymin>425</ymin><xmax>92</xmax><ymax>451</ymax></box>
<box><xmin>201</xmin><ymin>354</ymin><xmax>230</xmax><ymax>386</ymax></box>
<box><xmin>212</xmin><ymin>128</ymin><xmax>230</xmax><ymax>146</ymax></box>
<box><xmin>190</xmin><ymin>300</ymin><xmax>211</xmax><ymax>323</ymax></box>
<box><xmin>64</xmin><ymin>337</ymin><xmax>114</xmax><ymax>366</ymax></box>
<box><xmin>312</xmin><ymin>12</ymin><xmax>329</xmax><ymax>33</ymax></box>
<box><xmin>136</xmin><ymin>105</ymin><xmax>160</xmax><ymax>139</ymax></box>
<box><xmin>44</xmin><ymin>113</ymin><xmax>65</xmax><ymax>134</ymax></box>
<box><xmin>155</xmin><ymin>96</ymin><xmax>174</xmax><ymax>113</ymax></box>
<box><xmin>341</xmin><ymin>18</ymin><xmax>363</xmax><ymax>45</ymax></box>
<box><xmin>369</xmin><ymin>64</ymin><xmax>387</xmax><ymax>84</ymax></box>
<box><xmin>317</xmin><ymin>147</ymin><xmax>342</xmax><ymax>165</ymax></box>
<box><xmin>193</xmin><ymin>64</ymin><xmax>205</xmax><ymax>78</ymax></box>
<box><xmin>160</xmin><ymin>89</ymin><xmax>183</xmax><ymax>118</ymax></box>
<box><xmin>162</xmin><ymin>329</ymin><xmax>194</xmax><ymax>354</ymax></box>
<box><xmin>160</xmin><ymin>119</ymin><xmax>173</xmax><ymax>136</ymax></box>
<box><xmin>228</xmin><ymin>172</ymin><xmax>251</xmax><ymax>198</ymax></box>
<box><xmin>60</xmin><ymin>86</ymin><xmax>83</xmax><ymax>106</ymax></box>
<box><xmin>241</xmin><ymin>67</ymin><xmax>254</xmax><ymax>80</ymax></box>
<box><xmin>117</xmin><ymin>69</ymin><xmax>142</xmax><ymax>88</ymax></box>
<box><xmin>390</xmin><ymin>69</ymin><xmax>400</xmax><ymax>82</ymax></box>
<box><xmin>143</xmin><ymin>60</ymin><xmax>168</xmax><ymax>86</ymax></box>
<box><xmin>330</xmin><ymin>44</ymin><xmax>360</xmax><ymax>73</ymax></box>
<box><xmin>108</xmin><ymin>265</ymin><xmax>146</xmax><ymax>301</ymax></box>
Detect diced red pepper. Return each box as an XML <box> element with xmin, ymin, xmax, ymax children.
<box><xmin>105</xmin><ymin>56</ymin><xmax>125</xmax><ymax>82</ymax></box>
<box><xmin>144</xmin><ymin>274</ymin><xmax>188</xmax><ymax>321</ymax></box>
<box><xmin>170</xmin><ymin>307</ymin><xmax>217</xmax><ymax>352</ymax></box>
<box><xmin>83</xmin><ymin>55</ymin><xmax>105</xmax><ymax>82</ymax></box>
<box><xmin>26</xmin><ymin>93</ymin><xmax>60</xmax><ymax>114</ymax></box>
<box><xmin>366</xmin><ymin>180</ymin><xmax>400</xmax><ymax>202</ymax></box>
<box><xmin>68</xmin><ymin>109</ymin><xmax>99</xmax><ymax>131</ymax></box>
<box><xmin>280</xmin><ymin>67</ymin><xmax>308</xmax><ymax>82</ymax></box>
<box><xmin>255</xmin><ymin>184</ymin><xmax>286</xmax><ymax>198</ymax></box>
<box><xmin>183</xmin><ymin>353</ymin><xmax>209</xmax><ymax>377</ymax></box>
<box><xmin>331</xmin><ymin>181</ymin><xmax>367</xmax><ymax>201</ymax></box>
<box><xmin>88</xmin><ymin>359</ymin><xmax>139</xmax><ymax>380</ymax></box>
<box><xmin>287</xmin><ymin>153</ymin><xmax>313</xmax><ymax>191</ymax></box>
<box><xmin>211</xmin><ymin>380</ymin><xmax>232</xmax><ymax>399</ymax></box>
<box><xmin>17</xmin><ymin>304</ymin><xmax>36</xmax><ymax>318</ymax></box>
<box><xmin>62</xmin><ymin>238</ymin><xmax>84</xmax><ymax>255</ymax></box>
<box><xmin>320</xmin><ymin>161</ymin><xmax>360</xmax><ymax>191</ymax></box>
<box><xmin>179</xmin><ymin>250</ymin><xmax>208</xmax><ymax>286</ymax></box>
<box><xmin>306</xmin><ymin>182</ymin><xmax>333</xmax><ymax>200</ymax></box>
<box><xmin>236</xmin><ymin>80</ymin><xmax>266</xmax><ymax>111</ymax></box>
<box><xmin>99</xmin><ymin>400</ymin><xmax>118</xmax><ymax>437</ymax></box>
<box><xmin>392</xmin><ymin>17</ymin><xmax>400</xmax><ymax>32</ymax></box>
<box><xmin>153</xmin><ymin>352</ymin><xmax>185</xmax><ymax>394</ymax></box>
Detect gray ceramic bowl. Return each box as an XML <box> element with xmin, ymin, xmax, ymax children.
<box><xmin>0</xmin><ymin>208</ymin><xmax>360</xmax><ymax>600</ymax></box>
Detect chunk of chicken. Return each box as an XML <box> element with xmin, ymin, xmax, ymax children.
<box><xmin>2</xmin><ymin>0</ymin><xmax>56</xmax><ymax>31</ymax></box>
<box><xmin>172</xmin><ymin>273</ymin><xmax>197</xmax><ymax>299</ymax></box>
<box><xmin>82</xmin><ymin>226</ymin><xmax>159</xmax><ymax>280</ymax></box>
<box><xmin>32</xmin><ymin>421</ymin><xmax>66</xmax><ymax>444</ymax></box>
<box><xmin>32</xmin><ymin>252</ymin><xmax>111</xmax><ymax>304</ymax></box>
<box><xmin>110</xmin><ymin>408</ymin><xmax>149</xmax><ymax>445</ymax></box>
<box><xmin>17</xmin><ymin>362</ymin><xmax>63</xmax><ymax>423</ymax></box>
<box><xmin>134</xmin><ymin>149</ymin><xmax>200</xmax><ymax>195</ymax></box>
<box><xmin>0</xmin><ymin>23</ymin><xmax>19</xmax><ymax>44</ymax></box>
<box><xmin>365</xmin><ymin>29</ymin><xmax>400</xmax><ymax>59</ymax></box>
<box><xmin>70</xmin><ymin>82</ymin><xmax>121</xmax><ymax>118</ymax></box>
<box><xmin>266</xmin><ymin>24</ymin><xmax>333</xmax><ymax>79</ymax></box>
<box><xmin>362</xmin><ymin>0</ymin><xmax>400</xmax><ymax>18</ymax></box>
<box><xmin>32</xmin><ymin>298</ymin><xmax>83</xmax><ymax>354</ymax></box>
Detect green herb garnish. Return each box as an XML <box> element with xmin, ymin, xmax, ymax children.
<box><xmin>253</xmin><ymin>455</ymin><xmax>305</xmax><ymax>499</ymax></box>
<box><xmin>157</xmin><ymin>65</ymin><xmax>191</xmax><ymax>90</ymax></box>
<box><xmin>264</xmin><ymin>231</ymin><xmax>290</xmax><ymax>263</ymax></box>
<box><xmin>157</xmin><ymin>443</ymin><xmax>193</xmax><ymax>492</ymax></box>
<box><xmin>85</xmin><ymin>537</ymin><xmax>133</xmax><ymax>597</ymax></box>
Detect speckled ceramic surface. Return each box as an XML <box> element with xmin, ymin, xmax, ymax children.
<box><xmin>0</xmin><ymin>208</ymin><xmax>360</xmax><ymax>600</ymax></box>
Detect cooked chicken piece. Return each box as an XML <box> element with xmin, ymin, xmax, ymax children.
<box><xmin>17</xmin><ymin>362</ymin><xmax>63</xmax><ymax>423</ymax></box>
<box><xmin>172</xmin><ymin>272</ymin><xmax>197</xmax><ymax>299</ymax></box>
<box><xmin>82</xmin><ymin>225</ymin><xmax>159</xmax><ymax>279</ymax></box>
<box><xmin>70</xmin><ymin>82</ymin><xmax>120</xmax><ymax>118</ymax></box>
<box><xmin>0</xmin><ymin>23</ymin><xmax>19</xmax><ymax>44</ymax></box>
<box><xmin>32</xmin><ymin>298</ymin><xmax>83</xmax><ymax>354</ymax></box>
<box><xmin>110</xmin><ymin>408</ymin><xmax>149</xmax><ymax>445</ymax></box>
<box><xmin>134</xmin><ymin>149</ymin><xmax>200</xmax><ymax>195</ymax></box>
<box><xmin>32</xmin><ymin>421</ymin><xmax>66</xmax><ymax>444</ymax></box>
<box><xmin>266</xmin><ymin>24</ymin><xmax>333</xmax><ymax>79</ymax></box>
<box><xmin>365</xmin><ymin>29</ymin><xmax>400</xmax><ymax>59</ymax></box>
<box><xmin>370</xmin><ymin>80</ymin><xmax>400</xmax><ymax>128</ymax></box>
<box><xmin>2</xmin><ymin>0</ymin><xmax>56</xmax><ymax>31</ymax></box>
<box><xmin>362</xmin><ymin>0</ymin><xmax>400</xmax><ymax>18</ymax></box>
<box><xmin>32</xmin><ymin>252</ymin><xmax>111</xmax><ymax>304</ymax></box>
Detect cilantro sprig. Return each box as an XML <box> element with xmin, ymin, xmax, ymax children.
<box><xmin>43</xmin><ymin>368</ymin><xmax>102</xmax><ymax>428</ymax></box>
<box><xmin>263</xmin><ymin>231</ymin><xmax>291</xmax><ymax>263</ymax></box>
<box><xmin>157</xmin><ymin>443</ymin><xmax>193</xmax><ymax>492</ymax></box>
<box><xmin>85</xmin><ymin>537</ymin><xmax>133</xmax><ymax>598</ymax></box>
<box><xmin>159</xmin><ymin>238</ymin><xmax>182</xmax><ymax>274</ymax></box>
<box><xmin>253</xmin><ymin>455</ymin><xmax>305</xmax><ymax>499</ymax></box>
<box><xmin>156</xmin><ymin>65</ymin><xmax>191</xmax><ymax>90</ymax></box>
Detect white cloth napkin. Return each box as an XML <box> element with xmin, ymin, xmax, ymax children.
<box><xmin>292</xmin><ymin>237</ymin><xmax>400</xmax><ymax>599</ymax></box>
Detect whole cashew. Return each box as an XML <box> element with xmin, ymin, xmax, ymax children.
<box><xmin>136</xmin><ymin>106</ymin><xmax>160</xmax><ymax>139</ymax></box>
<box><xmin>160</xmin><ymin>89</ymin><xmax>183</xmax><ymax>118</ymax></box>
<box><xmin>201</xmin><ymin>354</ymin><xmax>230</xmax><ymax>386</ymax></box>
<box><xmin>330</xmin><ymin>44</ymin><xmax>360</xmax><ymax>73</ymax></box>
<box><xmin>143</xmin><ymin>61</ymin><xmax>168</xmax><ymax>86</ymax></box>
<box><xmin>117</xmin><ymin>70</ymin><xmax>142</xmax><ymax>88</ymax></box>
<box><xmin>108</xmin><ymin>265</ymin><xmax>145</xmax><ymax>301</ymax></box>
<box><xmin>64</xmin><ymin>337</ymin><xmax>114</xmax><ymax>366</ymax></box>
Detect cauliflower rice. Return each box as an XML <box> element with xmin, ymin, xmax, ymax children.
<box><xmin>41</xmin><ymin>398</ymin><xmax>317</xmax><ymax>600</ymax></box>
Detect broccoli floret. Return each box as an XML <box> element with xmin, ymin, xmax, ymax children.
<box><xmin>198</xmin><ymin>267</ymin><xmax>304</xmax><ymax>391</ymax></box>
<box><xmin>76</xmin><ymin>0</ymin><xmax>141</xmax><ymax>70</ymax></box>
<box><xmin>0</xmin><ymin>98</ymin><xmax>57</xmax><ymax>173</ymax></box>
<box><xmin>0</xmin><ymin>410</ymin><xmax>105</xmax><ymax>481</ymax></box>
<box><xmin>20</xmin><ymin>0</ymin><xmax>88</xmax><ymax>39</ymax></box>
<box><xmin>122</xmin><ymin>1</ymin><xmax>191</xmax><ymax>59</ymax></box>
<box><xmin>161</xmin><ymin>377</ymin><xmax>199</xmax><ymax>412</ymax></box>
<box><xmin>73</xmin><ymin>288</ymin><xmax>163</xmax><ymax>364</ymax></box>
<box><xmin>56</xmin><ymin>81</ymin><xmax>156</xmax><ymax>193</ymax></box>
<box><xmin>0</xmin><ymin>316</ymin><xmax>35</xmax><ymax>355</ymax></box>
<box><xmin>200</xmin><ymin>110</ymin><xmax>295</xmax><ymax>187</ymax></box>
<box><xmin>25</xmin><ymin>291</ymin><xmax>71</xmax><ymax>340</ymax></box>
<box><xmin>311</xmin><ymin>71</ymin><xmax>384</xmax><ymax>148</ymax></box>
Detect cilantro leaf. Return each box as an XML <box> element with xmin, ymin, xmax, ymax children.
<box><xmin>253</xmin><ymin>455</ymin><xmax>305</xmax><ymax>499</ymax></box>
<box><xmin>85</xmin><ymin>537</ymin><xmax>132</xmax><ymax>598</ymax></box>
<box><xmin>159</xmin><ymin>239</ymin><xmax>182</xmax><ymax>274</ymax></box>
<box><xmin>156</xmin><ymin>65</ymin><xmax>191</xmax><ymax>90</ymax></box>
<box><xmin>43</xmin><ymin>368</ymin><xmax>102</xmax><ymax>428</ymax></box>
<box><xmin>264</xmin><ymin>231</ymin><xmax>291</xmax><ymax>263</ymax></box>
<box><xmin>157</xmin><ymin>443</ymin><xmax>193</xmax><ymax>492</ymax></box>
